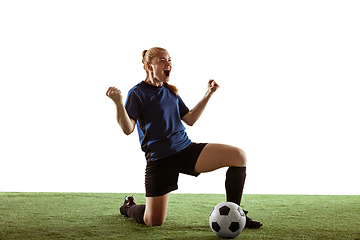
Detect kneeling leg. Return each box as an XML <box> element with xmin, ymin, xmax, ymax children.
<box><xmin>143</xmin><ymin>193</ymin><xmax>170</xmax><ymax>226</ymax></box>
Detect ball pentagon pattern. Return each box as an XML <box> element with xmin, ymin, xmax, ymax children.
<box><xmin>209</xmin><ymin>202</ymin><xmax>246</xmax><ymax>239</ymax></box>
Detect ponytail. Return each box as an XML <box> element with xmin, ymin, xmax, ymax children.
<box><xmin>142</xmin><ymin>50</ymin><xmax>148</xmax><ymax>70</ymax></box>
<box><xmin>166</xmin><ymin>83</ymin><xmax>179</xmax><ymax>96</ymax></box>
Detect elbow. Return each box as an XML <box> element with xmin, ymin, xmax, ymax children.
<box><xmin>182</xmin><ymin>112</ymin><xmax>196</xmax><ymax>126</ymax></box>
<box><xmin>187</xmin><ymin>121</ymin><xmax>195</xmax><ymax>127</ymax></box>
<box><xmin>123</xmin><ymin>128</ymin><xmax>134</xmax><ymax>135</ymax></box>
<box><xmin>182</xmin><ymin>118</ymin><xmax>194</xmax><ymax>126</ymax></box>
<box><xmin>123</xmin><ymin>131</ymin><xmax>132</xmax><ymax>136</ymax></box>
<box><xmin>184</xmin><ymin>120</ymin><xmax>195</xmax><ymax>126</ymax></box>
<box><xmin>118</xmin><ymin>119</ymin><xmax>136</xmax><ymax>135</ymax></box>
<box><xmin>120</xmin><ymin>125</ymin><xmax>134</xmax><ymax>135</ymax></box>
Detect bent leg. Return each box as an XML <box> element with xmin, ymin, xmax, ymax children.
<box><xmin>143</xmin><ymin>193</ymin><xmax>170</xmax><ymax>226</ymax></box>
<box><xmin>195</xmin><ymin>143</ymin><xmax>247</xmax><ymax>205</ymax></box>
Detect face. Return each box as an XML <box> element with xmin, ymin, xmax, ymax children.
<box><xmin>148</xmin><ymin>51</ymin><xmax>172</xmax><ymax>84</ymax></box>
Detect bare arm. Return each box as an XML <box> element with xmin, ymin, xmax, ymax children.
<box><xmin>182</xmin><ymin>79</ymin><xmax>219</xmax><ymax>126</ymax></box>
<box><xmin>106</xmin><ymin>87</ymin><xmax>136</xmax><ymax>135</ymax></box>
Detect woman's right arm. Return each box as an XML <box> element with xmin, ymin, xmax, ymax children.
<box><xmin>106</xmin><ymin>87</ymin><xmax>136</xmax><ymax>135</ymax></box>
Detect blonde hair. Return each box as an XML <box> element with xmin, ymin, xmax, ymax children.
<box><xmin>142</xmin><ymin>47</ymin><xmax>178</xmax><ymax>95</ymax></box>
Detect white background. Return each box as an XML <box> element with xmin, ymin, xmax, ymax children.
<box><xmin>1</xmin><ymin>0</ymin><xmax>359</xmax><ymax>195</ymax></box>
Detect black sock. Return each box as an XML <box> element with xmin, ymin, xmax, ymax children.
<box><xmin>125</xmin><ymin>204</ymin><xmax>146</xmax><ymax>225</ymax></box>
<box><xmin>225</xmin><ymin>166</ymin><xmax>246</xmax><ymax>205</ymax></box>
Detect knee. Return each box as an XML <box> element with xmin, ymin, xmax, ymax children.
<box><xmin>145</xmin><ymin>219</ymin><xmax>165</xmax><ymax>227</ymax></box>
<box><xmin>233</xmin><ymin>147</ymin><xmax>247</xmax><ymax>167</ymax></box>
<box><xmin>144</xmin><ymin>216</ymin><xmax>166</xmax><ymax>227</ymax></box>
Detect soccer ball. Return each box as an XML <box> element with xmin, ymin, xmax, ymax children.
<box><xmin>209</xmin><ymin>202</ymin><xmax>246</xmax><ymax>239</ymax></box>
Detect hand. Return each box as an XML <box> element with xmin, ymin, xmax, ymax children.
<box><xmin>207</xmin><ymin>79</ymin><xmax>219</xmax><ymax>94</ymax></box>
<box><xmin>106</xmin><ymin>87</ymin><xmax>123</xmax><ymax>104</ymax></box>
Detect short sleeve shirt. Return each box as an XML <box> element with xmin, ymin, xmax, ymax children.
<box><xmin>125</xmin><ymin>81</ymin><xmax>191</xmax><ymax>161</ymax></box>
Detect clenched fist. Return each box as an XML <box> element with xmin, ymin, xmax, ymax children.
<box><xmin>208</xmin><ymin>79</ymin><xmax>219</xmax><ymax>94</ymax></box>
<box><xmin>106</xmin><ymin>87</ymin><xmax>123</xmax><ymax>104</ymax></box>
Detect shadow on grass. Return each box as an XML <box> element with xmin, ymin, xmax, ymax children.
<box><xmin>96</xmin><ymin>214</ymin><xmax>219</xmax><ymax>239</ymax></box>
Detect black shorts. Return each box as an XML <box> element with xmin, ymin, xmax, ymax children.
<box><xmin>145</xmin><ymin>142</ymin><xmax>208</xmax><ymax>197</ymax></box>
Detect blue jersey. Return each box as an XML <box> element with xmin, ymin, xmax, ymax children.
<box><xmin>125</xmin><ymin>81</ymin><xmax>192</xmax><ymax>161</ymax></box>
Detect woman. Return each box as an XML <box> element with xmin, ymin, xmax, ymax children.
<box><xmin>106</xmin><ymin>47</ymin><xmax>262</xmax><ymax>228</ymax></box>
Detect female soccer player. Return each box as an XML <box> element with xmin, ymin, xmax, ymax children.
<box><xmin>106</xmin><ymin>47</ymin><xmax>262</xmax><ymax>228</ymax></box>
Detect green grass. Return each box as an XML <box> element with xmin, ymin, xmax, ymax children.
<box><xmin>0</xmin><ymin>193</ymin><xmax>359</xmax><ymax>239</ymax></box>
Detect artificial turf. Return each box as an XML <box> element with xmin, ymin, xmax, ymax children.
<box><xmin>0</xmin><ymin>193</ymin><xmax>358</xmax><ymax>239</ymax></box>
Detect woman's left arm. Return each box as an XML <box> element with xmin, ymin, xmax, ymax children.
<box><xmin>182</xmin><ymin>79</ymin><xmax>219</xmax><ymax>126</ymax></box>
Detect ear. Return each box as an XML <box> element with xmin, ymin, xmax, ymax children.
<box><xmin>146</xmin><ymin>62</ymin><xmax>153</xmax><ymax>72</ymax></box>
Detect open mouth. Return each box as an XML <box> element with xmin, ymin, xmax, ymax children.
<box><xmin>164</xmin><ymin>70</ymin><xmax>170</xmax><ymax>77</ymax></box>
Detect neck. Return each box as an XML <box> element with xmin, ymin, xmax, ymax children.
<box><xmin>144</xmin><ymin>73</ymin><xmax>163</xmax><ymax>87</ymax></box>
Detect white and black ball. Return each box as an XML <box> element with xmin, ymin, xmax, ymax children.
<box><xmin>209</xmin><ymin>202</ymin><xmax>246</xmax><ymax>239</ymax></box>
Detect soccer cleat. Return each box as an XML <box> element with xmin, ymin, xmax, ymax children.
<box><xmin>243</xmin><ymin>210</ymin><xmax>263</xmax><ymax>229</ymax></box>
<box><xmin>119</xmin><ymin>195</ymin><xmax>136</xmax><ymax>217</ymax></box>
